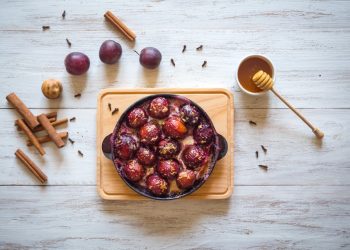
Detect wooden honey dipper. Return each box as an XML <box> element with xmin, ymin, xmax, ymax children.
<box><xmin>252</xmin><ymin>70</ymin><xmax>324</xmax><ymax>139</ymax></box>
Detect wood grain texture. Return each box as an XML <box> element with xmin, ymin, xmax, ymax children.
<box><xmin>0</xmin><ymin>0</ymin><xmax>350</xmax><ymax>249</ymax></box>
<box><xmin>97</xmin><ymin>88</ymin><xmax>234</xmax><ymax>200</ymax></box>
<box><xmin>0</xmin><ymin>186</ymin><xmax>349</xmax><ymax>249</ymax></box>
<box><xmin>0</xmin><ymin>1</ymin><xmax>349</xmax><ymax>109</ymax></box>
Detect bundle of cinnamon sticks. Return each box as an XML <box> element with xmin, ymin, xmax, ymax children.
<box><xmin>7</xmin><ymin>92</ymin><xmax>70</xmax><ymax>183</ymax></box>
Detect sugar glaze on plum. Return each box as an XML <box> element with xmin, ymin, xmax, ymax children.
<box><xmin>112</xmin><ymin>95</ymin><xmax>217</xmax><ymax>197</ymax></box>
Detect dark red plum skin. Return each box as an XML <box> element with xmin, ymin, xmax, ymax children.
<box><xmin>182</xmin><ymin>145</ymin><xmax>206</xmax><ymax>169</ymax></box>
<box><xmin>157</xmin><ymin>138</ymin><xmax>181</xmax><ymax>159</ymax></box>
<box><xmin>136</xmin><ymin>147</ymin><xmax>156</xmax><ymax>166</ymax></box>
<box><xmin>123</xmin><ymin>159</ymin><xmax>144</xmax><ymax>182</ymax></box>
<box><xmin>139</xmin><ymin>47</ymin><xmax>162</xmax><ymax>69</ymax></box>
<box><xmin>127</xmin><ymin>108</ymin><xmax>148</xmax><ymax>129</ymax></box>
<box><xmin>115</xmin><ymin>134</ymin><xmax>138</xmax><ymax>160</ymax></box>
<box><xmin>99</xmin><ymin>40</ymin><xmax>122</xmax><ymax>64</ymax></box>
<box><xmin>157</xmin><ymin>159</ymin><xmax>180</xmax><ymax>180</ymax></box>
<box><xmin>148</xmin><ymin>97</ymin><xmax>169</xmax><ymax>119</ymax></box>
<box><xmin>194</xmin><ymin>122</ymin><xmax>214</xmax><ymax>145</ymax></box>
<box><xmin>64</xmin><ymin>52</ymin><xmax>90</xmax><ymax>75</ymax></box>
<box><xmin>146</xmin><ymin>174</ymin><xmax>168</xmax><ymax>196</ymax></box>
<box><xmin>180</xmin><ymin>104</ymin><xmax>200</xmax><ymax>126</ymax></box>
<box><xmin>176</xmin><ymin>170</ymin><xmax>196</xmax><ymax>189</ymax></box>
<box><xmin>139</xmin><ymin>121</ymin><xmax>161</xmax><ymax>145</ymax></box>
<box><xmin>163</xmin><ymin>116</ymin><xmax>188</xmax><ymax>139</ymax></box>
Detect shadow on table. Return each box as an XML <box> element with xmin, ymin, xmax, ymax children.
<box><xmin>99</xmin><ymin>198</ymin><xmax>231</xmax><ymax>235</ymax></box>
<box><xmin>142</xmin><ymin>67</ymin><xmax>160</xmax><ymax>88</ymax></box>
<box><xmin>103</xmin><ymin>63</ymin><xmax>120</xmax><ymax>86</ymax></box>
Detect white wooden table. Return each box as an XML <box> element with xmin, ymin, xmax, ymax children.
<box><xmin>1</xmin><ymin>1</ymin><xmax>350</xmax><ymax>249</ymax></box>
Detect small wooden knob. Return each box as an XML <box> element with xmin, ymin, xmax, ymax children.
<box><xmin>313</xmin><ymin>128</ymin><xmax>324</xmax><ymax>139</ymax></box>
<box><xmin>252</xmin><ymin>70</ymin><xmax>274</xmax><ymax>90</ymax></box>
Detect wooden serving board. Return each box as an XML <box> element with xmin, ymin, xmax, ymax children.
<box><xmin>96</xmin><ymin>88</ymin><xmax>234</xmax><ymax>200</ymax></box>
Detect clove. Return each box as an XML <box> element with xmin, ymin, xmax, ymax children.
<box><xmin>249</xmin><ymin>120</ymin><xmax>257</xmax><ymax>126</ymax></box>
<box><xmin>196</xmin><ymin>45</ymin><xmax>203</xmax><ymax>51</ymax></box>
<box><xmin>261</xmin><ymin>145</ymin><xmax>267</xmax><ymax>153</ymax></box>
<box><xmin>112</xmin><ymin>108</ymin><xmax>119</xmax><ymax>115</ymax></box>
<box><xmin>66</xmin><ymin>38</ymin><xmax>72</xmax><ymax>47</ymax></box>
<box><xmin>259</xmin><ymin>165</ymin><xmax>268</xmax><ymax>171</ymax></box>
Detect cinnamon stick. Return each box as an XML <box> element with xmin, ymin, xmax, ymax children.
<box><xmin>16</xmin><ymin>119</ymin><xmax>45</xmax><ymax>155</ymax></box>
<box><xmin>32</xmin><ymin>118</ymin><xmax>68</xmax><ymax>133</ymax></box>
<box><xmin>104</xmin><ymin>11</ymin><xmax>136</xmax><ymax>41</ymax></box>
<box><xmin>6</xmin><ymin>93</ymin><xmax>39</xmax><ymax>130</ymax></box>
<box><xmin>27</xmin><ymin>131</ymin><xmax>68</xmax><ymax>146</ymax></box>
<box><xmin>37</xmin><ymin>114</ymin><xmax>65</xmax><ymax>148</ymax></box>
<box><xmin>16</xmin><ymin>111</ymin><xmax>57</xmax><ymax>130</ymax></box>
<box><xmin>15</xmin><ymin>149</ymin><xmax>47</xmax><ymax>183</ymax></box>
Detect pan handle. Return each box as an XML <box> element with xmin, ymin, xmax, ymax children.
<box><xmin>217</xmin><ymin>134</ymin><xmax>228</xmax><ymax>160</ymax></box>
<box><xmin>102</xmin><ymin>133</ymin><xmax>113</xmax><ymax>160</ymax></box>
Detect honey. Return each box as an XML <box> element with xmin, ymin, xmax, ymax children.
<box><xmin>237</xmin><ymin>56</ymin><xmax>273</xmax><ymax>93</ymax></box>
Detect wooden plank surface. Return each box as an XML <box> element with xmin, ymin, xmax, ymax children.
<box><xmin>0</xmin><ymin>0</ymin><xmax>350</xmax><ymax>249</ymax></box>
<box><xmin>0</xmin><ymin>186</ymin><xmax>349</xmax><ymax>249</ymax></box>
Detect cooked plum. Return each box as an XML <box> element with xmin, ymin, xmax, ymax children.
<box><xmin>127</xmin><ymin>108</ymin><xmax>148</xmax><ymax>128</ymax></box>
<box><xmin>123</xmin><ymin>159</ymin><xmax>144</xmax><ymax>182</ymax></box>
<box><xmin>182</xmin><ymin>145</ymin><xmax>206</xmax><ymax>169</ymax></box>
<box><xmin>115</xmin><ymin>134</ymin><xmax>138</xmax><ymax>160</ymax></box>
<box><xmin>163</xmin><ymin>116</ymin><xmax>187</xmax><ymax>139</ymax></box>
<box><xmin>194</xmin><ymin>121</ymin><xmax>214</xmax><ymax>145</ymax></box>
<box><xmin>180</xmin><ymin>104</ymin><xmax>200</xmax><ymax>126</ymax></box>
<box><xmin>139</xmin><ymin>121</ymin><xmax>161</xmax><ymax>145</ymax></box>
<box><xmin>157</xmin><ymin>138</ymin><xmax>181</xmax><ymax>159</ymax></box>
<box><xmin>148</xmin><ymin>97</ymin><xmax>169</xmax><ymax>119</ymax></box>
<box><xmin>146</xmin><ymin>174</ymin><xmax>169</xmax><ymax>196</ymax></box>
<box><xmin>157</xmin><ymin>159</ymin><xmax>180</xmax><ymax>180</ymax></box>
<box><xmin>176</xmin><ymin>170</ymin><xmax>196</xmax><ymax>189</ymax></box>
<box><xmin>136</xmin><ymin>147</ymin><xmax>156</xmax><ymax>166</ymax></box>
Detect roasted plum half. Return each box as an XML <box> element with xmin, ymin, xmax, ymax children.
<box><xmin>182</xmin><ymin>145</ymin><xmax>206</xmax><ymax>169</ymax></box>
<box><xmin>176</xmin><ymin>170</ymin><xmax>196</xmax><ymax>189</ymax></box>
<box><xmin>163</xmin><ymin>116</ymin><xmax>188</xmax><ymax>139</ymax></box>
<box><xmin>139</xmin><ymin>121</ymin><xmax>161</xmax><ymax>145</ymax></box>
<box><xmin>148</xmin><ymin>97</ymin><xmax>170</xmax><ymax>119</ymax></box>
<box><xmin>146</xmin><ymin>174</ymin><xmax>169</xmax><ymax>196</ymax></box>
<box><xmin>127</xmin><ymin>108</ymin><xmax>148</xmax><ymax>128</ymax></box>
<box><xmin>194</xmin><ymin>121</ymin><xmax>214</xmax><ymax>145</ymax></box>
<box><xmin>157</xmin><ymin>159</ymin><xmax>180</xmax><ymax>180</ymax></box>
<box><xmin>136</xmin><ymin>146</ymin><xmax>156</xmax><ymax>166</ymax></box>
<box><xmin>180</xmin><ymin>104</ymin><xmax>200</xmax><ymax>126</ymax></box>
<box><xmin>157</xmin><ymin>138</ymin><xmax>181</xmax><ymax>159</ymax></box>
<box><xmin>114</xmin><ymin>134</ymin><xmax>138</xmax><ymax>160</ymax></box>
<box><xmin>123</xmin><ymin>159</ymin><xmax>144</xmax><ymax>182</ymax></box>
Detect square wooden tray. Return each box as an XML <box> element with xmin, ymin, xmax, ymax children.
<box><xmin>96</xmin><ymin>88</ymin><xmax>234</xmax><ymax>200</ymax></box>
